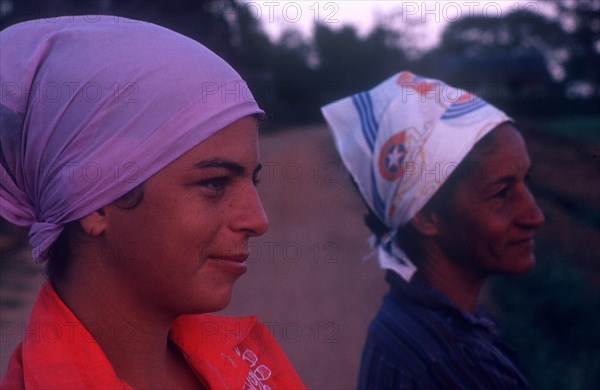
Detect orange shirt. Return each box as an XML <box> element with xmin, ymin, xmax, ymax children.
<box><xmin>1</xmin><ymin>283</ymin><xmax>306</xmax><ymax>389</ymax></box>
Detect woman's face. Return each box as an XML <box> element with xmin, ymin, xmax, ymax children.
<box><xmin>435</xmin><ymin>123</ymin><xmax>545</xmax><ymax>277</ymax></box>
<box><xmin>102</xmin><ymin>116</ymin><xmax>268</xmax><ymax>315</ymax></box>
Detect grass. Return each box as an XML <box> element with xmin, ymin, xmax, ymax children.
<box><xmin>491</xmin><ymin>254</ymin><xmax>600</xmax><ymax>390</ymax></box>
<box><xmin>532</xmin><ymin>115</ymin><xmax>600</xmax><ymax>143</ymax></box>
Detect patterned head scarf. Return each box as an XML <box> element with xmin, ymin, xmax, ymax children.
<box><xmin>0</xmin><ymin>16</ymin><xmax>264</xmax><ymax>262</ymax></box>
<box><xmin>321</xmin><ymin>71</ymin><xmax>510</xmax><ymax>280</ymax></box>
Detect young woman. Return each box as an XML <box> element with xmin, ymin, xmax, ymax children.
<box><xmin>322</xmin><ymin>71</ymin><xmax>544</xmax><ymax>388</ymax></box>
<box><xmin>0</xmin><ymin>16</ymin><xmax>305</xmax><ymax>389</ymax></box>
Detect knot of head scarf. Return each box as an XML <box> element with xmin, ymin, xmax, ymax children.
<box><xmin>0</xmin><ymin>16</ymin><xmax>264</xmax><ymax>262</ymax></box>
<box><xmin>321</xmin><ymin>71</ymin><xmax>510</xmax><ymax>280</ymax></box>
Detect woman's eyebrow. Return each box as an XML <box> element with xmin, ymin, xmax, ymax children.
<box><xmin>485</xmin><ymin>165</ymin><xmax>532</xmax><ymax>187</ymax></box>
<box><xmin>193</xmin><ymin>159</ymin><xmax>257</xmax><ymax>177</ymax></box>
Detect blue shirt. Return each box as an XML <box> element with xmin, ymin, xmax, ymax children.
<box><xmin>358</xmin><ymin>271</ymin><xmax>531</xmax><ymax>389</ymax></box>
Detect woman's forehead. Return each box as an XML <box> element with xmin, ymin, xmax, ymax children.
<box><xmin>159</xmin><ymin>117</ymin><xmax>260</xmax><ymax>172</ymax></box>
<box><xmin>462</xmin><ymin>124</ymin><xmax>531</xmax><ymax>185</ymax></box>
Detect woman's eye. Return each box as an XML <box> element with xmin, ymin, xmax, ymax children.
<box><xmin>493</xmin><ymin>186</ymin><xmax>509</xmax><ymax>199</ymax></box>
<box><xmin>198</xmin><ymin>177</ymin><xmax>230</xmax><ymax>192</ymax></box>
<box><xmin>252</xmin><ymin>174</ymin><xmax>261</xmax><ymax>186</ymax></box>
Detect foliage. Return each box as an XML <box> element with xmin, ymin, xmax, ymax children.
<box><xmin>544</xmin><ymin>0</ymin><xmax>600</xmax><ymax>97</ymax></box>
<box><xmin>416</xmin><ymin>9</ymin><xmax>569</xmax><ymax>115</ymax></box>
<box><xmin>491</xmin><ymin>254</ymin><xmax>600</xmax><ymax>390</ymax></box>
<box><xmin>312</xmin><ymin>23</ymin><xmax>408</xmax><ymax>99</ymax></box>
<box><xmin>532</xmin><ymin>115</ymin><xmax>600</xmax><ymax>143</ymax></box>
<box><xmin>2</xmin><ymin>0</ymin><xmax>597</xmax><ymax>125</ymax></box>
<box><xmin>0</xmin><ymin>1</ymin><xmax>239</xmax><ymax>60</ymax></box>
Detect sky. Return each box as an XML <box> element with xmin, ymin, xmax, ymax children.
<box><xmin>238</xmin><ymin>0</ymin><xmax>555</xmax><ymax>51</ymax></box>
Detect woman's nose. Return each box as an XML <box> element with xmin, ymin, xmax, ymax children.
<box><xmin>518</xmin><ymin>186</ymin><xmax>545</xmax><ymax>229</ymax></box>
<box><xmin>231</xmin><ymin>185</ymin><xmax>269</xmax><ymax>237</ymax></box>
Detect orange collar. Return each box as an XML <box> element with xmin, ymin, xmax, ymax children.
<box><xmin>2</xmin><ymin>282</ymin><xmax>305</xmax><ymax>389</ymax></box>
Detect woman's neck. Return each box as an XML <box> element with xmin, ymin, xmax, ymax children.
<box><xmin>53</xmin><ymin>260</ymin><xmax>201</xmax><ymax>388</ymax></box>
<box><xmin>415</xmin><ymin>246</ymin><xmax>487</xmax><ymax>313</ymax></box>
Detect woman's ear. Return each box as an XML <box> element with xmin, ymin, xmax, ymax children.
<box><xmin>79</xmin><ymin>209</ymin><xmax>107</xmax><ymax>237</ymax></box>
<box><xmin>410</xmin><ymin>209</ymin><xmax>440</xmax><ymax>237</ymax></box>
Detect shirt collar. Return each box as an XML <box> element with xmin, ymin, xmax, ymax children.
<box><xmin>21</xmin><ymin>282</ymin><xmax>131</xmax><ymax>389</ymax></box>
<box><xmin>385</xmin><ymin>270</ymin><xmax>498</xmax><ymax>331</ymax></box>
<box><xmin>19</xmin><ymin>282</ymin><xmax>263</xmax><ymax>389</ymax></box>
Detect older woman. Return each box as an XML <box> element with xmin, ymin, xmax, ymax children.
<box><xmin>0</xmin><ymin>16</ymin><xmax>305</xmax><ymax>389</ymax></box>
<box><xmin>322</xmin><ymin>71</ymin><xmax>544</xmax><ymax>388</ymax></box>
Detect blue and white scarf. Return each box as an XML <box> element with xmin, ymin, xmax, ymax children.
<box><xmin>321</xmin><ymin>71</ymin><xmax>510</xmax><ymax>280</ymax></box>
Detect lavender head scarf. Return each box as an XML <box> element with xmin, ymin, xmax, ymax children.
<box><xmin>0</xmin><ymin>16</ymin><xmax>264</xmax><ymax>262</ymax></box>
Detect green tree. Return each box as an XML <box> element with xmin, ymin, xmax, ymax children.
<box><xmin>417</xmin><ymin>9</ymin><xmax>568</xmax><ymax>111</ymax></box>
<box><xmin>544</xmin><ymin>0</ymin><xmax>600</xmax><ymax>98</ymax></box>
<box><xmin>1</xmin><ymin>0</ymin><xmax>246</xmax><ymax>65</ymax></box>
<box><xmin>313</xmin><ymin>23</ymin><xmax>409</xmax><ymax>101</ymax></box>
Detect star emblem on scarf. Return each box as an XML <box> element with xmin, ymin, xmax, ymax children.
<box><xmin>385</xmin><ymin>143</ymin><xmax>406</xmax><ymax>173</ymax></box>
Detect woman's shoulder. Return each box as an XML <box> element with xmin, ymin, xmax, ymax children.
<box><xmin>171</xmin><ymin>314</ymin><xmax>306</xmax><ymax>389</ymax></box>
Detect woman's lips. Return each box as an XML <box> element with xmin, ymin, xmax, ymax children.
<box><xmin>206</xmin><ymin>254</ymin><xmax>249</xmax><ymax>275</ymax></box>
<box><xmin>508</xmin><ymin>237</ymin><xmax>536</xmax><ymax>253</ymax></box>
<box><xmin>509</xmin><ymin>237</ymin><xmax>535</xmax><ymax>246</ymax></box>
